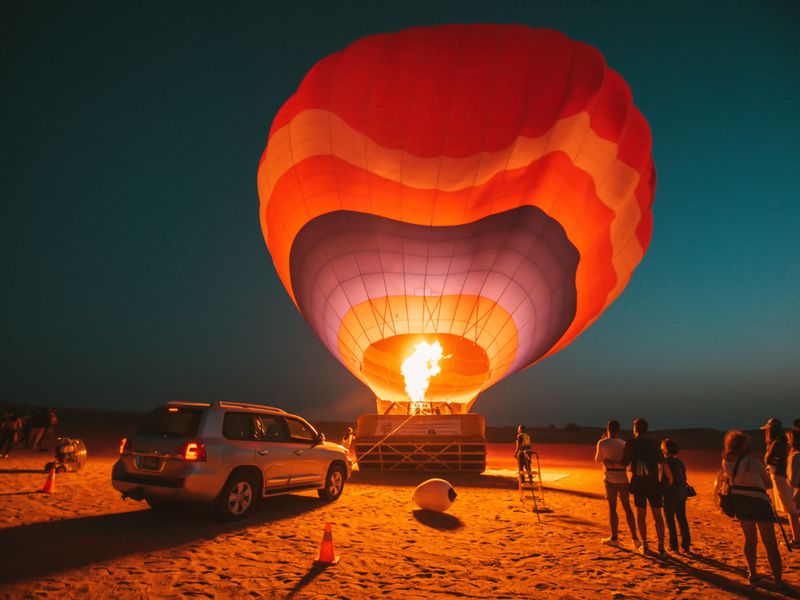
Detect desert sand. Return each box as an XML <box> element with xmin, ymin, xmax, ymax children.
<box><xmin>1</xmin><ymin>441</ymin><xmax>798</xmax><ymax>599</ymax></box>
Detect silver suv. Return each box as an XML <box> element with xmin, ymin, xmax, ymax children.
<box><xmin>111</xmin><ymin>401</ymin><xmax>351</xmax><ymax>520</ymax></box>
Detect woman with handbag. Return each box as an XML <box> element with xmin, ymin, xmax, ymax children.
<box><xmin>723</xmin><ymin>431</ymin><xmax>782</xmax><ymax>587</ymax></box>
<box><xmin>788</xmin><ymin>428</ymin><xmax>800</xmax><ymax>547</ymax></box>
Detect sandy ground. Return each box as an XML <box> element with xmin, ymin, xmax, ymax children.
<box><xmin>1</xmin><ymin>443</ymin><xmax>798</xmax><ymax>599</ymax></box>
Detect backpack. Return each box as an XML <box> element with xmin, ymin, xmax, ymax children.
<box><xmin>631</xmin><ymin>438</ymin><xmax>660</xmax><ymax>482</ymax></box>
<box><xmin>715</xmin><ymin>456</ymin><xmax>744</xmax><ymax>518</ymax></box>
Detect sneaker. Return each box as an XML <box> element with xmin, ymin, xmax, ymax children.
<box><xmin>669</xmin><ymin>545</ymin><xmax>679</xmax><ymax>553</ymax></box>
<box><xmin>601</xmin><ymin>537</ymin><xmax>620</xmax><ymax>547</ymax></box>
<box><xmin>632</xmin><ymin>538</ymin><xmax>643</xmax><ymax>550</ymax></box>
<box><xmin>657</xmin><ymin>545</ymin><xmax>667</xmax><ymax>557</ymax></box>
<box><xmin>637</xmin><ymin>542</ymin><xmax>649</xmax><ymax>555</ymax></box>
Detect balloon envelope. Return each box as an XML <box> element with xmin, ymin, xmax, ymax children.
<box><xmin>258</xmin><ymin>24</ymin><xmax>655</xmax><ymax>412</ymax></box>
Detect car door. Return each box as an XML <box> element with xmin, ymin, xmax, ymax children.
<box><xmin>222</xmin><ymin>412</ymin><xmax>294</xmax><ymax>493</ymax></box>
<box><xmin>284</xmin><ymin>417</ymin><xmax>324</xmax><ymax>487</ymax></box>
<box><xmin>252</xmin><ymin>413</ymin><xmax>298</xmax><ymax>492</ymax></box>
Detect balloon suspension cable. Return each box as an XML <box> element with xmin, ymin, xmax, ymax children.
<box><xmin>350</xmin><ymin>412</ymin><xmax>417</xmax><ymax>469</ymax></box>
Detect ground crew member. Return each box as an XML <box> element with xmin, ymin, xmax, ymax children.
<box><xmin>341</xmin><ymin>427</ymin><xmax>355</xmax><ymax>452</ymax></box>
<box><xmin>515</xmin><ymin>425</ymin><xmax>533</xmax><ymax>481</ymax></box>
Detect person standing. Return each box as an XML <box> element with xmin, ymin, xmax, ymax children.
<box><xmin>788</xmin><ymin>428</ymin><xmax>800</xmax><ymax>546</ymax></box>
<box><xmin>28</xmin><ymin>408</ymin><xmax>48</xmax><ymax>451</ymax></box>
<box><xmin>661</xmin><ymin>438</ymin><xmax>691</xmax><ymax>553</ymax></box>
<box><xmin>724</xmin><ymin>430</ymin><xmax>782</xmax><ymax>587</ymax></box>
<box><xmin>42</xmin><ymin>408</ymin><xmax>58</xmax><ymax>452</ymax></box>
<box><xmin>341</xmin><ymin>426</ymin><xmax>355</xmax><ymax>452</ymax></box>
<box><xmin>0</xmin><ymin>412</ymin><xmax>23</xmax><ymax>458</ymax></box>
<box><xmin>0</xmin><ymin>412</ymin><xmax>14</xmax><ymax>458</ymax></box>
<box><xmin>514</xmin><ymin>425</ymin><xmax>533</xmax><ymax>482</ymax></box>
<box><xmin>595</xmin><ymin>419</ymin><xmax>640</xmax><ymax>548</ymax></box>
<box><xmin>762</xmin><ymin>418</ymin><xmax>800</xmax><ymax>545</ymax></box>
<box><xmin>623</xmin><ymin>418</ymin><xmax>672</xmax><ymax>555</ymax></box>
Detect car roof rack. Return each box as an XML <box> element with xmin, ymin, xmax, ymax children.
<box><xmin>166</xmin><ymin>401</ymin><xmax>212</xmax><ymax>407</ymax></box>
<box><xmin>215</xmin><ymin>401</ymin><xmax>287</xmax><ymax>414</ymax></box>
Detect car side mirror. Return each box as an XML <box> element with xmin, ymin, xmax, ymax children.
<box><xmin>313</xmin><ymin>432</ymin><xmax>325</xmax><ymax>446</ymax></box>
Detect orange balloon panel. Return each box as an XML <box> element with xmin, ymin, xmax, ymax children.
<box><xmin>258</xmin><ymin>24</ymin><xmax>655</xmax><ymax>410</ymax></box>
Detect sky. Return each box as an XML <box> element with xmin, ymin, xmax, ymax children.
<box><xmin>2</xmin><ymin>1</ymin><xmax>798</xmax><ymax>430</ymax></box>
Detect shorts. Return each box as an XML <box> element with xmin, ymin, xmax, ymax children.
<box><xmin>771</xmin><ymin>474</ymin><xmax>799</xmax><ymax>516</ymax></box>
<box><xmin>604</xmin><ymin>481</ymin><xmax>630</xmax><ymax>501</ymax></box>
<box><xmin>630</xmin><ymin>477</ymin><xmax>663</xmax><ymax>509</ymax></box>
<box><xmin>517</xmin><ymin>451</ymin><xmax>532</xmax><ymax>472</ymax></box>
<box><xmin>732</xmin><ymin>494</ymin><xmax>775</xmax><ymax>522</ymax></box>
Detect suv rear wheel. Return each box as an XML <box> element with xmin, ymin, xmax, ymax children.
<box><xmin>318</xmin><ymin>464</ymin><xmax>346</xmax><ymax>501</ymax></box>
<box><xmin>215</xmin><ymin>472</ymin><xmax>259</xmax><ymax>521</ymax></box>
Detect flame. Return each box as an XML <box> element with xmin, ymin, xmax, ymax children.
<box><xmin>401</xmin><ymin>340</ymin><xmax>444</xmax><ymax>413</ymax></box>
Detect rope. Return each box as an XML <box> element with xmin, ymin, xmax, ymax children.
<box><xmin>350</xmin><ymin>412</ymin><xmax>417</xmax><ymax>469</ymax></box>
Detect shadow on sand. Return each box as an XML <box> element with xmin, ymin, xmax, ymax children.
<box><xmin>0</xmin><ymin>468</ymin><xmax>47</xmax><ymax>474</ymax></box>
<box><xmin>660</xmin><ymin>553</ymin><xmax>800</xmax><ymax>600</ymax></box>
<box><xmin>0</xmin><ymin>495</ymin><xmax>325</xmax><ymax>585</ymax></box>
<box><xmin>412</xmin><ymin>509</ymin><xmax>464</xmax><ymax>531</ymax></box>
<box><xmin>285</xmin><ymin>563</ymin><xmax>331</xmax><ymax>598</ymax></box>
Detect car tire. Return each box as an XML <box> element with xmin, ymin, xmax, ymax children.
<box><xmin>215</xmin><ymin>472</ymin><xmax>259</xmax><ymax>521</ymax></box>
<box><xmin>317</xmin><ymin>464</ymin><xmax>346</xmax><ymax>502</ymax></box>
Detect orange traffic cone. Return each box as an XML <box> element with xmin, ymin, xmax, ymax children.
<box><xmin>313</xmin><ymin>522</ymin><xmax>340</xmax><ymax>565</ymax></box>
<box><xmin>40</xmin><ymin>468</ymin><xmax>56</xmax><ymax>494</ymax></box>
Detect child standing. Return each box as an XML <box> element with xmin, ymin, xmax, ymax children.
<box><xmin>662</xmin><ymin>438</ymin><xmax>691</xmax><ymax>553</ymax></box>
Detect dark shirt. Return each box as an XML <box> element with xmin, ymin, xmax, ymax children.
<box><xmin>623</xmin><ymin>436</ymin><xmax>662</xmax><ymax>481</ymax></box>
<box><xmin>664</xmin><ymin>456</ymin><xmax>687</xmax><ymax>501</ymax></box>
<box><xmin>765</xmin><ymin>436</ymin><xmax>788</xmax><ymax>477</ymax></box>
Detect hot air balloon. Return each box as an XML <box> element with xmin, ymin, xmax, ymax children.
<box><xmin>258</xmin><ymin>25</ymin><xmax>655</xmax><ymax>442</ymax></box>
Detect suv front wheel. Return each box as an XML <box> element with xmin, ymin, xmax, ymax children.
<box><xmin>318</xmin><ymin>464</ymin><xmax>346</xmax><ymax>501</ymax></box>
<box><xmin>215</xmin><ymin>471</ymin><xmax>259</xmax><ymax>521</ymax></box>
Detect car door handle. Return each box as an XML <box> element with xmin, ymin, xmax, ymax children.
<box><xmin>257</xmin><ymin>450</ymin><xmax>269</xmax><ymax>455</ymax></box>
<box><xmin>294</xmin><ymin>450</ymin><xmax>303</xmax><ymax>455</ymax></box>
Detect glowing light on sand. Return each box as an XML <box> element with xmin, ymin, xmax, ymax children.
<box><xmin>401</xmin><ymin>341</ymin><xmax>443</xmax><ymax>413</ymax></box>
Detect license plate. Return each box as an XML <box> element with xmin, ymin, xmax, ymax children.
<box><xmin>139</xmin><ymin>456</ymin><xmax>160</xmax><ymax>470</ymax></box>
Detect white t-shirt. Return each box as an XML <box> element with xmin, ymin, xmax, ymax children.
<box><xmin>722</xmin><ymin>455</ymin><xmax>770</xmax><ymax>500</ymax></box>
<box><xmin>595</xmin><ymin>437</ymin><xmax>628</xmax><ymax>485</ymax></box>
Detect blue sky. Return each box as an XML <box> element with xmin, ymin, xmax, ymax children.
<box><xmin>1</xmin><ymin>1</ymin><xmax>798</xmax><ymax>428</ymax></box>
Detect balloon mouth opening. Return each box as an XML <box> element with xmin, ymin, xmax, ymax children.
<box><xmin>362</xmin><ymin>333</ymin><xmax>490</xmax><ymax>414</ymax></box>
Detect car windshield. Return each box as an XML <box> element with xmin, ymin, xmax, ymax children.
<box><xmin>286</xmin><ymin>418</ymin><xmax>316</xmax><ymax>442</ymax></box>
<box><xmin>137</xmin><ymin>407</ymin><xmax>202</xmax><ymax>437</ymax></box>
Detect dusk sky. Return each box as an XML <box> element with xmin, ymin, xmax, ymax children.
<box><xmin>2</xmin><ymin>1</ymin><xmax>798</xmax><ymax>429</ymax></box>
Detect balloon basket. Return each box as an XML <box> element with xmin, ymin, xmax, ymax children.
<box><xmin>354</xmin><ymin>414</ymin><xmax>486</xmax><ymax>472</ymax></box>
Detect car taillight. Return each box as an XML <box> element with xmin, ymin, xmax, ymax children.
<box><xmin>181</xmin><ymin>441</ymin><xmax>206</xmax><ymax>462</ymax></box>
<box><xmin>119</xmin><ymin>438</ymin><xmax>130</xmax><ymax>454</ymax></box>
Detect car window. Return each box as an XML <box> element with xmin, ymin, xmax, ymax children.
<box><xmin>253</xmin><ymin>414</ymin><xmax>287</xmax><ymax>442</ymax></box>
<box><xmin>286</xmin><ymin>418</ymin><xmax>316</xmax><ymax>443</ymax></box>
<box><xmin>223</xmin><ymin>412</ymin><xmax>253</xmax><ymax>440</ymax></box>
<box><xmin>138</xmin><ymin>407</ymin><xmax>202</xmax><ymax>437</ymax></box>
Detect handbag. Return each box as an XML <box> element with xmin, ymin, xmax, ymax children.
<box><xmin>686</xmin><ymin>484</ymin><xmax>697</xmax><ymax>498</ymax></box>
<box><xmin>717</xmin><ymin>455</ymin><xmax>744</xmax><ymax>518</ymax></box>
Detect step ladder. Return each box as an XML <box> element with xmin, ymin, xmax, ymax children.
<box><xmin>518</xmin><ymin>451</ymin><xmax>546</xmax><ymax>521</ymax></box>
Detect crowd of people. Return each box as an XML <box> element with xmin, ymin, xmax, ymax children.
<box><xmin>591</xmin><ymin>416</ymin><xmax>800</xmax><ymax>589</ymax></box>
<box><xmin>0</xmin><ymin>407</ymin><xmax>59</xmax><ymax>458</ymax></box>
